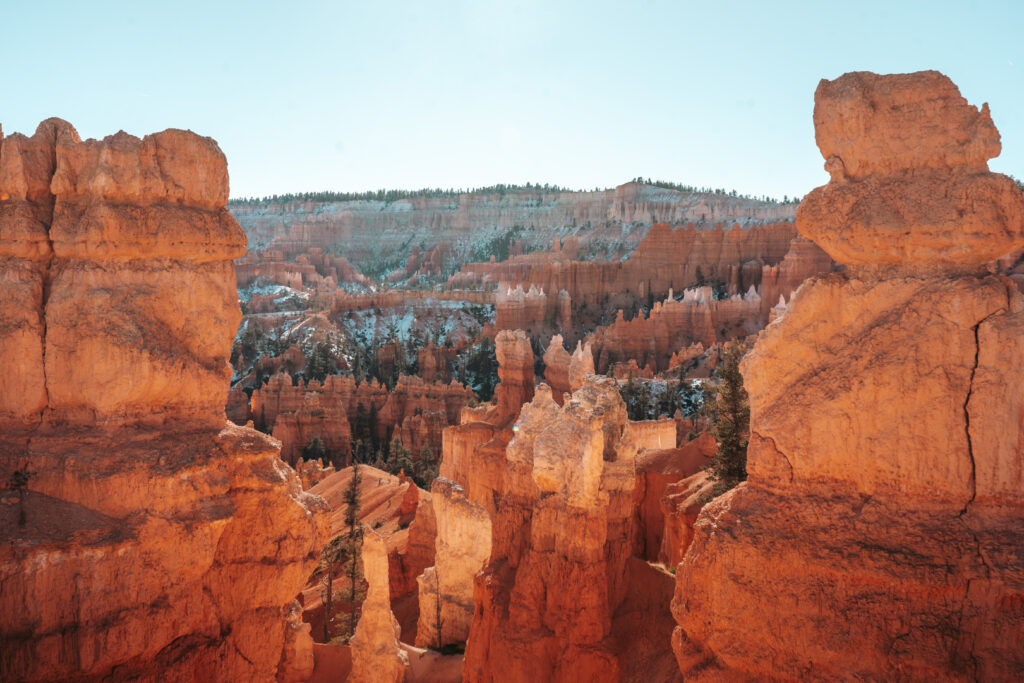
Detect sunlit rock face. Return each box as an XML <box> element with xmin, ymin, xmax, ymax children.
<box><xmin>461</xmin><ymin>378</ymin><xmax>646</xmax><ymax>682</ymax></box>
<box><xmin>415</xmin><ymin>330</ymin><xmax>535</xmax><ymax>649</ymax></box>
<box><xmin>0</xmin><ymin>120</ymin><xmax>328</xmax><ymax>682</ymax></box>
<box><xmin>349</xmin><ymin>529</ymin><xmax>410</xmax><ymax>683</ymax></box>
<box><xmin>672</xmin><ymin>71</ymin><xmax>1024</xmax><ymax>681</ymax></box>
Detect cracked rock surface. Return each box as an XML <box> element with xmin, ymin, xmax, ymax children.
<box><xmin>672</xmin><ymin>71</ymin><xmax>1024</xmax><ymax>681</ymax></box>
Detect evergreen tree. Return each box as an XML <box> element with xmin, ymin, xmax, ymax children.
<box><xmin>386</xmin><ymin>435</ymin><xmax>414</xmax><ymax>477</ymax></box>
<box><xmin>414</xmin><ymin>443</ymin><xmax>440</xmax><ymax>488</ymax></box>
<box><xmin>307</xmin><ymin>342</ymin><xmax>337</xmax><ymax>382</ymax></box>
<box><xmin>302</xmin><ymin>435</ymin><xmax>327</xmax><ymax>462</ymax></box>
<box><xmin>343</xmin><ymin>464</ymin><xmax>363</xmax><ymax>639</ymax></box>
<box><xmin>706</xmin><ymin>341</ymin><xmax>750</xmax><ymax>495</ymax></box>
<box><xmin>319</xmin><ymin>535</ymin><xmax>344</xmax><ymax>642</ymax></box>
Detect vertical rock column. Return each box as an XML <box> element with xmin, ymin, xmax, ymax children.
<box><xmin>0</xmin><ymin>119</ymin><xmax>68</xmax><ymax>428</ymax></box>
<box><xmin>350</xmin><ymin>529</ymin><xmax>410</xmax><ymax>683</ymax></box>
<box><xmin>672</xmin><ymin>71</ymin><xmax>1024</xmax><ymax>681</ymax></box>
<box><xmin>415</xmin><ymin>330</ymin><xmax>535</xmax><ymax>648</ymax></box>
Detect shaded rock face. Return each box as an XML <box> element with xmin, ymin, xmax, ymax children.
<box><xmin>673</xmin><ymin>72</ymin><xmax>1024</xmax><ymax>681</ymax></box>
<box><xmin>414</xmin><ymin>478</ymin><xmax>492</xmax><ymax>648</ymax></box>
<box><xmin>462</xmin><ymin>379</ymin><xmax>643</xmax><ymax>682</ymax></box>
<box><xmin>0</xmin><ymin>120</ymin><xmax>328</xmax><ymax>681</ymax></box>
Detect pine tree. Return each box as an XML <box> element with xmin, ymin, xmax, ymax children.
<box><xmin>707</xmin><ymin>341</ymin><xmax>750</xmax><ymax>496</ymax></box>
<box><xmin>303</xmin><ymin>435</ymin><xmax>327</xmax><ymax>462</ymax></box>
<box><xmin>387</xmin><ymin>435</ymin><xmax>414</xmax><ymax>477</ymax></box>
<box><xmin>343</xmin><ymin>464</ymin><xmax>363</xmax><ymax>640</ymax></box>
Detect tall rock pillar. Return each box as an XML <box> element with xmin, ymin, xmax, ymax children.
<box><xmin>672</xmin><ymin>71</ymin><xmax>1024</xmax><ymax>681</ymax></box>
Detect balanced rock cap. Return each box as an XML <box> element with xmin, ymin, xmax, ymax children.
<box><xmin>797</xmin><ymin>70</ymin><xmax>1024</xmax><ymax>274</ymax></box>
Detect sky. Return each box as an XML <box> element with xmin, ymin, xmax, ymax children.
<box><xmin>3</xmin><ymin>0</ymin><xmax>1022</xmax><ymax>200</ymax></box>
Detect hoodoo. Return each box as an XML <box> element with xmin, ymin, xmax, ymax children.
<box><xmin>672</xmin><ymin>71</ymin><xmax>1024</xmax><ymax>680</ymax></box>
<box><xmin>0</xmin><ymin>121</ymin><xmax>328</xmax><ymax>681</ymax></box>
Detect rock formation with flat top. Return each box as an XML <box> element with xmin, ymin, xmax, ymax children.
<box><xmin>672</xmin><ymin>71</ymin><xmax>1024</xmax><ymax>681</ymax></box>
<box><xmin>0</xmin><ymin>120</ymin><xmax>328</xmax><ymax>682</ymax></box>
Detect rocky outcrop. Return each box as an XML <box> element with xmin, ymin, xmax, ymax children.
<box><xmin>462</xmin><ymin>378</ymin><xmax>645</xmax><ymax>682</ymax></box>
<box><xmin>542</xmin><ymin>334</ymin><xmax>572</xmax><ymax>403</ymax></box>
<box><xmin>488</xmin><ymin>329</ymin><xmax>536</xmax><ymax>425</ymax></box>
<box><xmin>349</xmin><ymin>529</ymin><xmax>410</xmax><ymax>683</ymax></box>
<box><xmin>250</xmin><ymin>373</ymin><xmax>473</xmax><ymax>467</ymax></box>
<box><xmin>672</xmin><ymin>71</ymin><xmax>1024</xmax><ymax>680</ymax></box>
<box><xmin>0</xmin><ymin>120</ymin><xmax>328</xmax><ymax>681</ymax></box>
<box><xmin>415</xmin><ymin>331</ymin><xmax>535</xmax><ymax>648</ymax></box>
<box><xmin>414</xmin><ymin>478</ymin><xmax>492</xmax><ymax>648</ymax></box>
<box><xmin>633</xmin><ymin>432</ymin><xmax>716</xmax><ymax>563</ymax></box>
<box><xmin>658</xmin><ymin>470</ymin><xmax>713</xmax><ymax>567</ymax></box>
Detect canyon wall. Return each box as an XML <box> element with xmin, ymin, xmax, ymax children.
<box><xmin>458</xmin><ymin>221</ymin><xmax>817</xmax><ymax>312</ymax></box>
<box><xmin>231</xmin><ymin>182</ymin><xmax>797</xmax><ymax>259</ymax></box>
<box><xmin>0</xmin><ymin>120</ymin><xmax>328</xmax><ymax>681</ymax></box>
<box><xmin>248</xmin><ymin>372</ymin><xmax>473</xmax><ymax>466</ymax></box>
<box><xmin>672</xmin><ymin>71</ymin><xmax>1024</xmax><ymax>680</ymax></box>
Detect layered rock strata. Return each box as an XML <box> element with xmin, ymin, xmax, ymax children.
<box><xmin>0</xmin><ymin>120</ymin><xmax>327</xmax><ymax>681</ymax></box>
<box><xmin>585</xmin><ymin>235</ymin><xmax>832</xmax><ymax>373</ymax></box>
<box><xmin>248</xmin><ymin>373</ymin><xmax>473</xmax><ymax>466</ymax></box>
<box><xmin>672</xmin><ymin>71</ymin><xmax>1024</xmax><ymax>680</ymax></box>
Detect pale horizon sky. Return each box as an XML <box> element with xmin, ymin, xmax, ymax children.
<box><xmin>3</xmin><ymin>0</ymin><xmax>1022</xmax><ymax>200</ymax></box>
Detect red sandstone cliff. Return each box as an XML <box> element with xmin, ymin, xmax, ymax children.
<box><xmin>672</xmin><ymin>71</ymin><xmax>1024</xmax><ymax>681</ymax></box>
<box><xmin>0</xmin><ymin>120</ymin><xmax>328</xmax><ymax>681</ymax></box>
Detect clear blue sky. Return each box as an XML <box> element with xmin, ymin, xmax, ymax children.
<box><xmin>3</xmin><ymin>0</ymin><xmax>1021</xmax><ymax>200</ymax></box>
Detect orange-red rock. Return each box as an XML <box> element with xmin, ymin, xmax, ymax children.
<box><xmin>632</xmin><ymin>432</ymin><xmax>715</xmax><ymax>562</ymax></box>
<box><xmin>798</xmin><ymin>71</ymin><xmax>1024</xmax><ymax>275</ymax></box>
<box><xmin>463</xmin><ymin>379</ymin><xmax>646</xmax><ymax>682</ymax></box>
<box><xmin>349</xmin><ymin>529</ymin><xmax>410</xmax><ymax>682</ymax></box>
<box><xmin>658</xmin><ymin>470</ymin><xmax>713</xmax><ymax>567</ymax></box>
<box><xmin>672</xmin><ymin>71</ymin><xmax>1024</xmax><ymax>681</ymax></box>
<box><xmin>251</xmin><ymin>372</ymin><xmax>473</xmax><ymax>467</ymax></box>
<box><xmin>414</xmin><ymin>331</ymin><xmax>535</xmax><ymax>648</ymax></box>
<box><xmin>542</xmin><ymin>334</ymin><xmax>571</xmax><ymax>404</ymax></box>
<box><xmin>303</xmin><ymin>466</ymin><xmax>434</xmax><ymax>643</ymax></box>
<box><xmin>0</xmin><ymin>119</ymin><xmax>327</xmax><ymax>681</ymax></box>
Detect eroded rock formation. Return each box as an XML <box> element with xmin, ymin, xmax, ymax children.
<box><xmin>415</xmin><ymin>330</ymin><xmax>535</xmax><ymax>648</ymax></box>
<box><xmin>463</xmin><ymin>378</ymin><xmax>655</xmax><ymax>682</ymax></box>
<box><xmin>248</xmin><ymin>373</ymin><xmax>473</xmax><ymax>467</ymax></box>
<box><xmin>0</xmin><ymin>120</ymin><xmax>328</xmax><ymax>681</ymax></box>
<box><xmin>302</xmin><ymin>466</ymin><xmax>434</xmax><ymax>643</ymax></box>
<box><xmin>349</xmin><ymin>529</ymin><xmax>410</xmax><ymax>683</ymax></box>
<box><xmin>672</xmin><ymin>71</ymin><xmax>1024</xmax><ymax>680</ymax></box>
